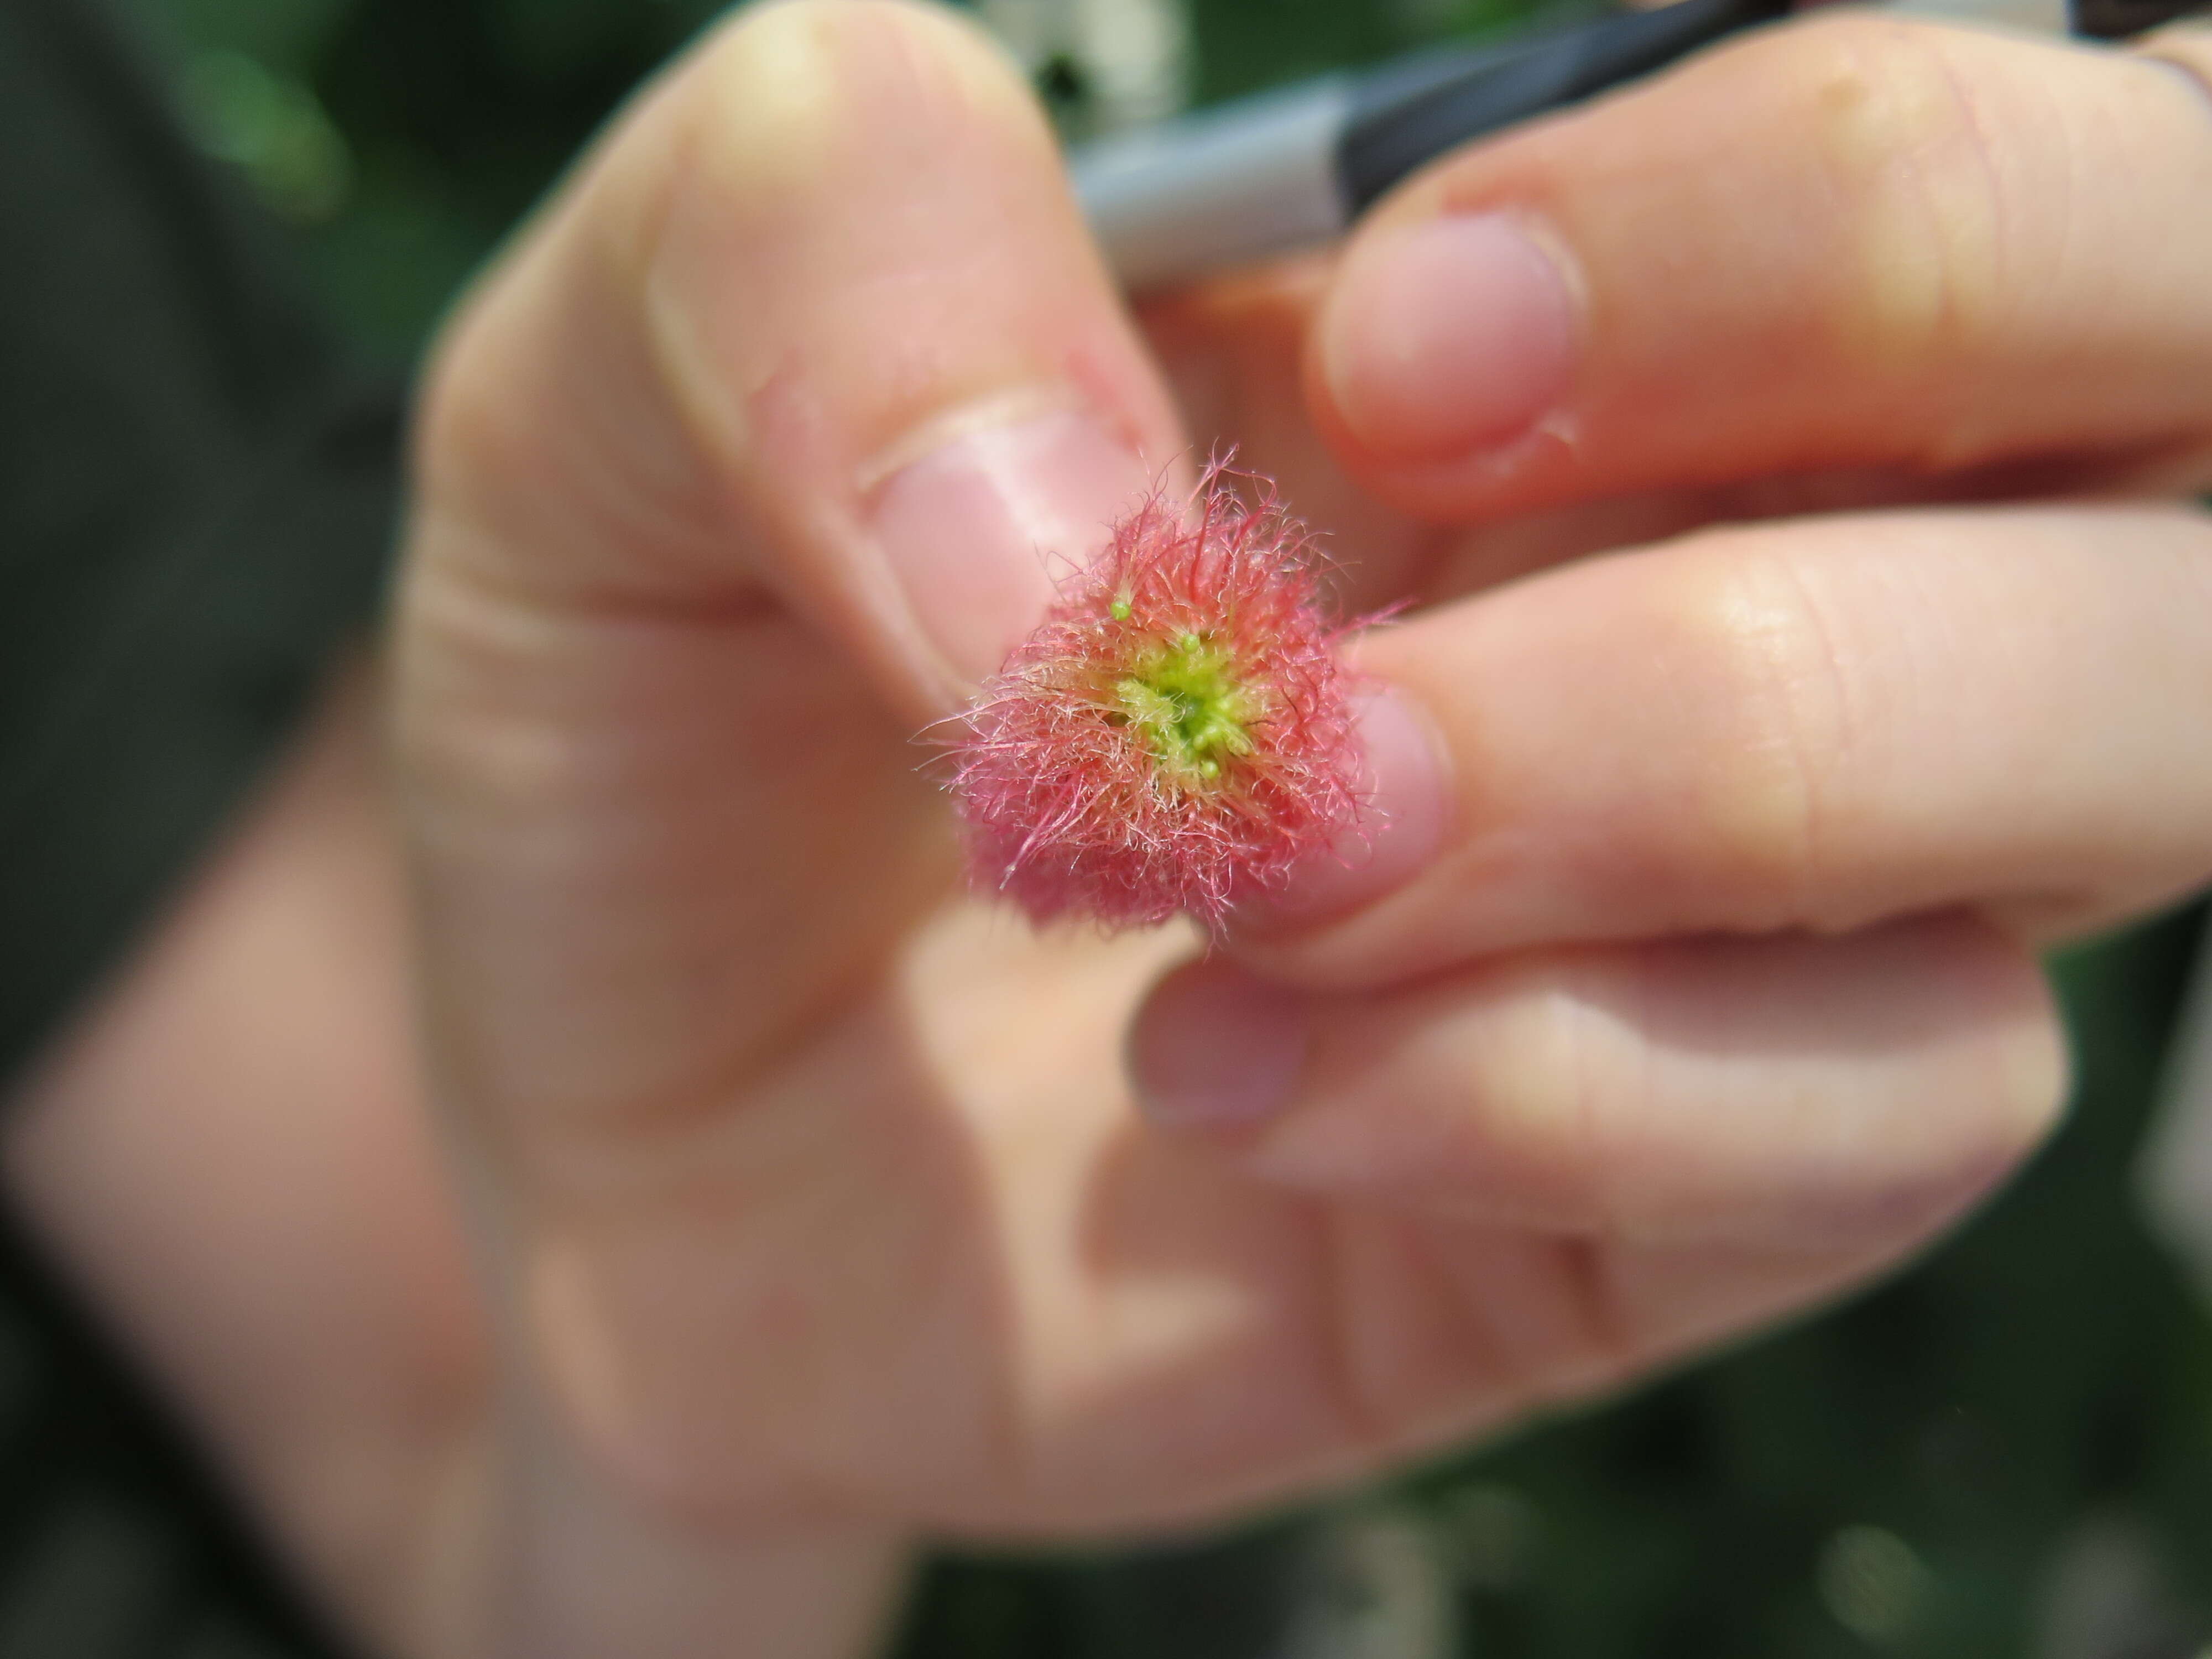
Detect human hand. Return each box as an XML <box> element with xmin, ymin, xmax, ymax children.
<box><xmin>56</xmin><ymin>4</ymin><xmax>2178</xmax><ymax>1656</ymax></box>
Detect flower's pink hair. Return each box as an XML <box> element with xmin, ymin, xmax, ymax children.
<box><xmin>948</xmin><ymin>461</ymin><xmax>1365</xmax><ymax>935</ymax></box>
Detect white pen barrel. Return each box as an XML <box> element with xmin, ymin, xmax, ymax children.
<box><xmin>1071</xmin><ymin>75</ymin><xmax>1354</xmax><ymax>291</ymax></box>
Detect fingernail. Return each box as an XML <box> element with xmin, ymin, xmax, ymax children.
<box><xmin>869</xmin><ymin>404</ymin><xmax>1155</xmax><ymax>687</ymax></box>
<box><xmin>1237</xmin><ymin>687</ymin><xmax>1449</xmax><ymax>931</ymax></box>
<box><xmin>1321</xmin><ymin>213</ymin><xmax>1578</xmax><ymax>461</ymax></box>
<box><xmin>1130</xmin><ymin>960</ymin><xmax>1309</xmax><ymax>1131</ymax></box>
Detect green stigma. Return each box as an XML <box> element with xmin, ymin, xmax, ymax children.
<box><xmin>1113</xmin><ymin>630</ymin><xmax>1258</xmax><ymax>785</ymax></box>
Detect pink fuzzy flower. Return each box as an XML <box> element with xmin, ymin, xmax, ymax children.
<box><xmin>948</xmin><ymin>463</ymin><xmax>1366</xmax><ymax>935</ymax></box>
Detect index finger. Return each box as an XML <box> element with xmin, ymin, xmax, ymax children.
<box><xmin>1305</xmin><ymin>13</ymin><xmax>2212</xmax><ymax>520</ymax></box>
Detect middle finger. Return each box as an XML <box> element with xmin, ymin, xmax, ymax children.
<box><xmin>1235</xmin><ymin>502</ymin><xmax>2212</xmax><ymax>988</ymax></box>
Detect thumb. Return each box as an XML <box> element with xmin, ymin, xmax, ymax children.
<box><xmin>393</xmin><ymin>0</ymin><xmax>1182</xmax><ymax>1152</ymax></box>
<box><xmin>409</xmin><ymin>0</ymin><xmax>1181</xmax><ymax>722</ymax></box>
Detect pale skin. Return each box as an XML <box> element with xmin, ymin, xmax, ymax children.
<box><xmin>5</xmin><ymin>3</ymin><xmax>2212</xmax><ymax>1655</ymax></box>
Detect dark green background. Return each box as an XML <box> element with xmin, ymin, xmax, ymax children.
<box><xmin>111</xmin><ymin>0</ymin><xmax>1538</xmax><ymax>365</ymax></box>
<box><xmin>99</xmin><ymin>0</ymin><xmax>2212</xmax><ymax>1651</ymax></box>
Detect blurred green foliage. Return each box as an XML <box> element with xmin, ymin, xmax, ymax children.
<box><xmin>119</xmin><ymin>0</ymin><xmax>1546</xmax><ymax>361</ymax></box>
<box><xmin>112</xmin><ymin>0</ymin><xmax>2212</xmax><ymax>1650</ymax></box>
<box><xmin>118</xmin><ymin>0</ymin><xmax>725</xmax><ymax>357</ymax></box>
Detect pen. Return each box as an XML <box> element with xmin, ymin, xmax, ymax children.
<box><xmin>1071</xmin><ymin>0</ymin><xmax>2177</xmax><ymax>289</ymax></box>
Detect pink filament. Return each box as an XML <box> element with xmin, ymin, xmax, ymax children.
<box><xmin>948</xmin><ymin>464</ymin><xmax>1365</xmax><ymax>934</ymax></box>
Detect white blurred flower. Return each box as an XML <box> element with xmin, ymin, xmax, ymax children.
<box><xmin>974</xmin><ymin>0</ymin><xmax>1191</xmax><ymax>133</ymax></box>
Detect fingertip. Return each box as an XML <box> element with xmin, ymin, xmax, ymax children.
<box><xmin>1943</xmin><ymin>910</ymin><xmax>2072</xmax><ymax>1162</ymax></box>
<box><xmin>1129</xmin><ymin>958</ymin><xmax>1311</xmax><ymax>1134</ymax></box>
<box><xmin>1232</xmin><ymin>684</ymin><xmax>1452</xmax><ymax>939</ymax></box>
<box><xmin>1314</xmin><ymin>213</ymin><xmax>1582</xmax><ymax>466</ymax></box>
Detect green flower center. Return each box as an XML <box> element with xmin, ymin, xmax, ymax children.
<box><xmin>1114</xmin><ymin>630</ymin><xmax>1257</xmax><ymax>785</ymax></box>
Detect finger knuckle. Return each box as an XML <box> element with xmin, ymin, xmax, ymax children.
<box><xmin>1759</xmin><ymin>16</ymin><xmax>2009</xmax><ymax>386</ymax></box>
<box><xmin>1638</xmin><ymin>539</ymin><xmax>1854</xmax><ymax>921</ymax></box>
<box><xmin>1449</xmin><ymin>967</ymin><xmax>1620</xmax><ymax>1224</ymax></box>
<box><xmin>1468</xmin><ymin>961</ymin><xmax>1675</xmax><ymax>1250</ymax></box>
